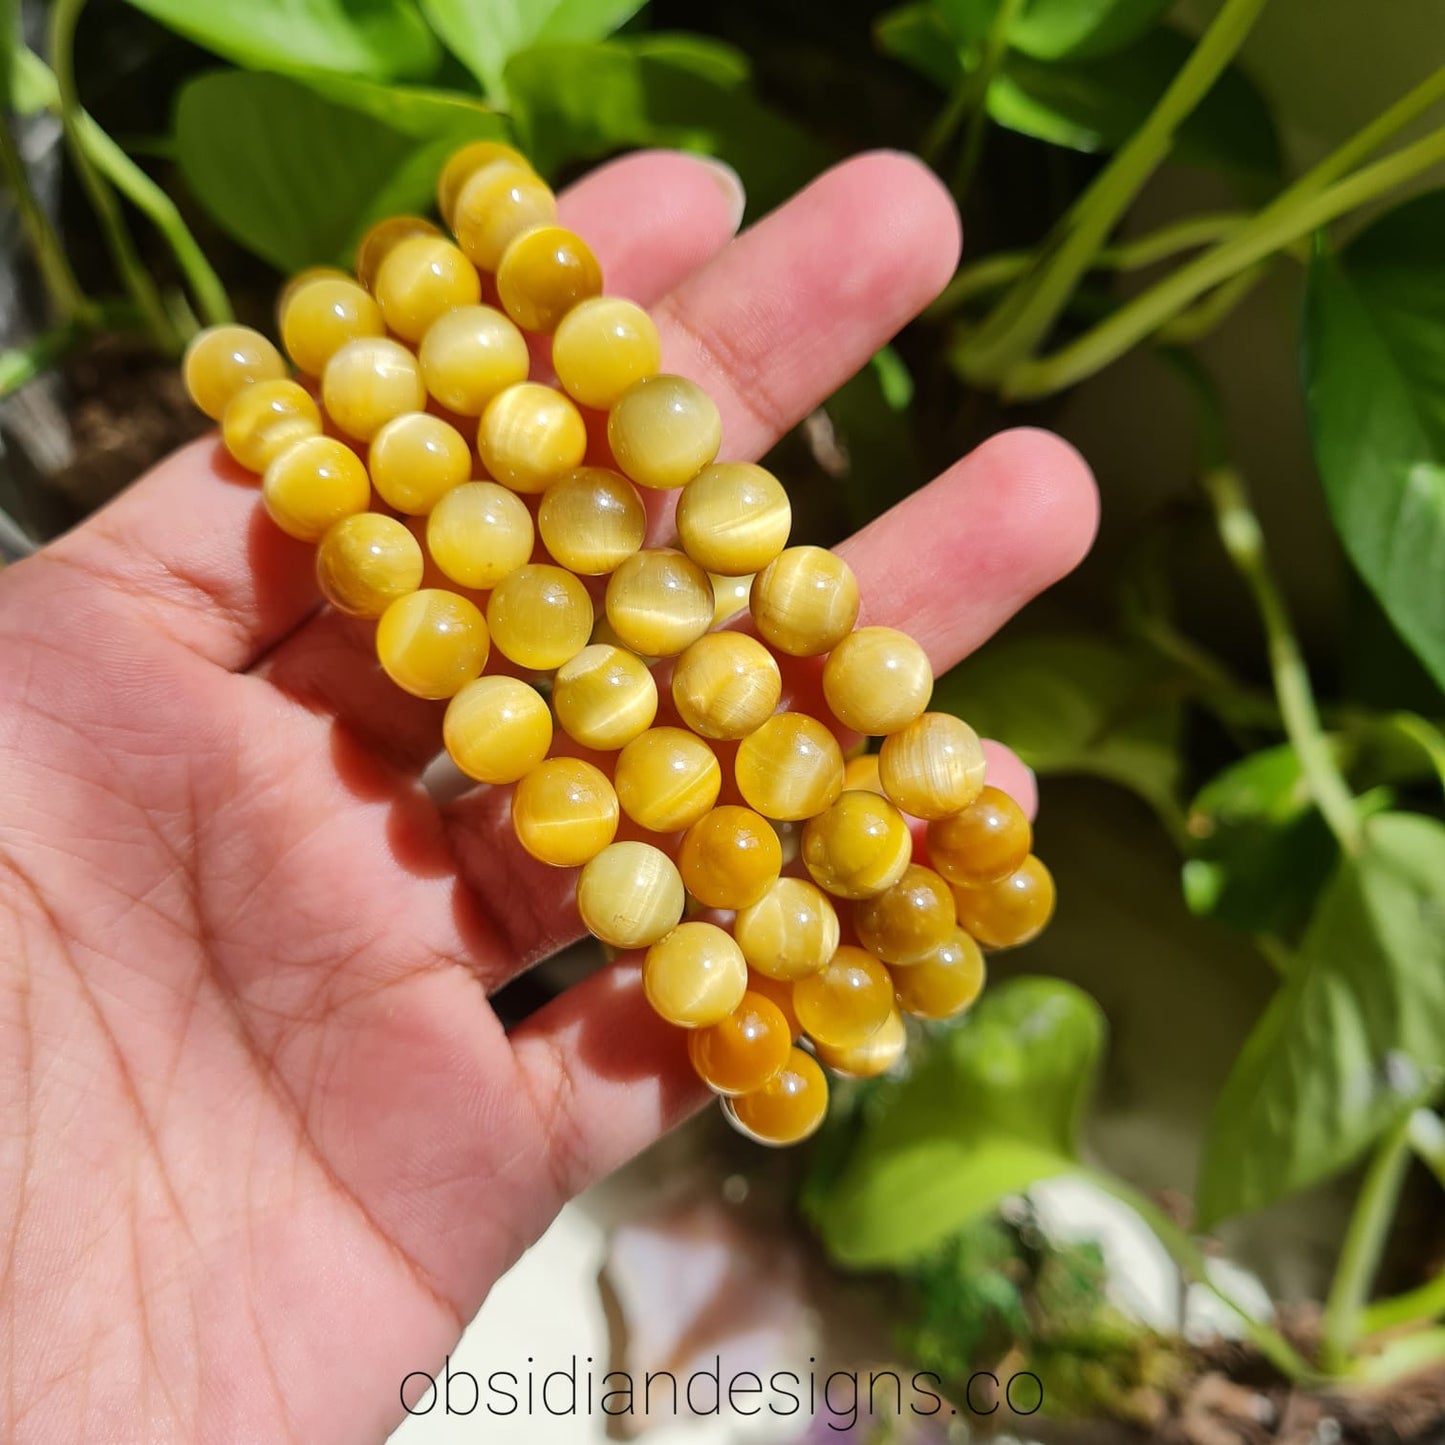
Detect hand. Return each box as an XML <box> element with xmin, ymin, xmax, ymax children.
<box><xmin>0</xmin><ymin>149</ymin><xmax>1096</xmax><ymax>1443</ymax></box>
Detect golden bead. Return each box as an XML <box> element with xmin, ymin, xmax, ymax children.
<box><xmin>511</xmin><ymin>758</ymin><xmax>619</xmax><ymax>867</ymax></box>
<box><xmin>724</xmin><ymin>1046</ymin><xmax>828</xmax><ymax>1146</ymax></box>
<box><xmin>744</xmin><ymin>969</ymin><xmax>803</xmax><ymax>1039</ymax></box>
<box><xmin>437</xmin><ymin>140</ymin><xmax>532</xmax><ymax>229</ymax></box>
<box><xmin>322</xmin><ymin>336</ymin><xmax>427</xmax><ymax>442</ymax></box>
<box><xmin>733</xmin><ymin>876</ymin><xmax>840</xmax><ymax>981</ymax></box>
<box><xmin>552</xmin><ymin>644</ymin><xmax>658</xmax><ymax>751</ymax></box>
<box><xmin>453</xmin><ymin>162</ymin><xmax>558</xmax><ymax>272</ymax></box>
<box><xmin>671</xmin><ymin>631</ymin><xmax>782</xmax><ymax>740</ymax></box>
<box><xmin>878</xmin><ymin>711</ymin><xmax>987</xmax><ymax>820</ymax></box>
<box><xmin>354</xmin><ymin>215</ymin><xmax>441</xmax><ymax>292</ymax></box>
<box><xmin>496</xmin><ymin>225</ymin><xmax>603</xmax><ymax>334</ymax></box>
<box><xmin>184</xmin><ymin>324</ymin><xmax>286</xmax><ymax>420</ymax></box>
<box><xmin>823</xmin><ymin>626</ymin><xmax>933</xmax><ymax>736</ymax></box>
<box><xmin>426</xmin><ymin>481</ymin><xmax>535</xmax><ymax>590</ymax></box>
<box><xmin>952</xmin><ymin>855</ymin><xmax>1055</xmax><ymax>950</ymax></box>
<box><xmin>614</xmin><ymin>726</ymin><xmax>721</xmax><ymax>833</ymax></box>
<box><xmin>675</xmin><ymin>463</ymin><xmax>791</xmax><ymax>576</ymax></box>
<box><xmin>677</xmin><ymin>805</ymin><xmax>783</xmax><ymax>910</ymax></box>
<box><xmin>551</xmin><ymin>296</ymin><xmax>661</xmax><ymax>410</ymax></box>
<box><xmin>577</xmin><ymin>841</ymin><xmax>685</xmax><ymax>950</ymax></box>
<box><xmin>800</xmin><ymin>790</ymin><xmax>912</xmax><ymax>900</ymax></box>
<box><xmin>418</xmin><ymin>304</ymin><xmax>530</xmax><ymax>417</ymax></box>
<box><xmin>279</xmin><ymin>275</ymin><xmax>385</xmax><ymax>377</ymax></box>
<box><xmin>477</xmin><ymin>381</ymin><xmax>587</xmax><ymax>494</ymax></box>
<box><xmin>605</xmin><ymin>548</ymin><xmax>715</xmax><ymax>657</ymax></box>
<box><xmin>793</xmin><ymin>945</ymin><xmax>893</xmax><ymax>1050</ymax></box>
<box><xmin>538</xmin><ymin>468</ymin><xmax>646</xmax><ymax>575</ymax></box>
<box><xmin>315</xmin><ymin>512</ymin><xmax>424</xmax><ymax>618</ymax></box>
<box><xmin>369</xmin><ymin>411</ymin><xmax>472</xmax><ymax>515</ymax></box>
<box><xmin>376</xmin><ymin>588</ymin><xmax>489</xmax><ymax>700</ymax></box>
<box><xmin>711</xmin><ymin>572</ymin><xmax>753</xmax><ymax>627</ymax></box>
<box><xmin>443</xmin><ymin>675</ymin><xmax>553</xmax><ymax>784</ymax></box>
<box><xmin>643</xmin><ymin>921</ymin><xmax>749</xmax><ymax>1029</ymax></box>
<box><xmin>926</xmin><ymin>785</ymin><xmax>1032</xmax><ymax>885</ymax></box>
<box><xmin>260</xmin><ymin>435</ymin><xmax>370</xmax><ymax>542</ymax></box>
<box><xmin>854</xmin><ymin>863</ymin><xmax>957</xmax><ymax>965</ymax></box>
<box><xmin>814</xmin><ymin>1006</ymin><xmax>906</xmax><ymax>1079</ymax></box>
<box><xmin>608</xmin><ymin>374</ymin><xmax>721</xmax><ymax>490</ymax></box>
<box><xmin>749</xmin><ymin>546</ymin><xmax>860</xmax><ymax>657</ymax></box>
<box><xmin>373</xmin><ymin>234</ymin><xmax>481</xmax><ymax>344</ymax></box>
<box><xmin>734</xmin><ymin>714</ymin><xmax>845</xmax><ymax>822</ymax></box>
<box><xmin>893</xmin><ymin>930</ymin><xmax>986</xmax><ymax>1020</ymax></box>
<box><xmin>276</xmin><ymin>265</ymin><xmax>349</xmax><ymax>322</ymax></box>
<box><xmin>221</xmin><ymin>380</ymin><xmax>321</xmax><ymax>473</ymax></box>
<box><xmin>688</xmin><ymin>991</ymin><xmax>793</xmax><ymax>1095</ymax></box>
<box><xmin>842</xmin><ymin>753</ymin><xmax>885</xmax><ymax>794</ymax></box>
<box><xmin>486</xmin><ymin>563</ymin><xmax>594</xmax><ymax>671</ymax></box>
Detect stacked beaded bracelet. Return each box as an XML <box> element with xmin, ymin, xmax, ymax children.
<box><xmin>181</xmin><ymin>139</ymin><xmax>1056</xmax><ymax>1148</ymax></box>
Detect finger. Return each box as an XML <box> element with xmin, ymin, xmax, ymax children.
<box><xmin>981</xmin><ymin>739</ymin><xmax>1037</xmax><ymax>819</ymax></box>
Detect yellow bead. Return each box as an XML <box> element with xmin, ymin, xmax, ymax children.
<box><xmin>373</xmin><ymin>234</ymin><xmax>481</xmax><ymax>345</ymax></box>
<box><xmin>369</xmin><ymin>412</ymin><xmax>472</xmax><ymax>515</ymax></box>
<box><xmin>315</xmin><ymin>512</ymin><xmax>424</xmax><ymax>617</ymax></box>
<box><xmin>842</xmin><ymin>753</ymin><xmax>885</xmax><ymax>794</ymax></box>
<box><xmin>279</xmin><ymin>275</ymin><xmax>385</xmax><ymax>377</ymax></box>
<box><xmin>221</xmin><ymin>380</ymin><xmax>321</xmax><ymax>473</ymax></box>
<box><xmin>744</xmin><ymin>969</ymin><xmax>803</xmax><ymax>1038</ymax></box>
<box><xmin>670</xmin><ymin>631</ymin><xmax>782</xmax><ymax>740</ymax></box>
<box><xmin>643</xmin><ymin>921</ymin><xmax>749</xmax><ymax>1029</ymax></box>
<box><xmin>260</xmin><ymin>435</ymin><xmax>371</xmax><ymax>542</ymax></box>
<box><xmin>276</xmin><ymin>265</ymin><xmax>349</xmax><ymax>325</ymax></box>
<box><xmin>376</xmin><ymin>588</ymin><xmax>489</xmax><ymax>700</ymax></box>
<box><xmin>477</xmin><ymin>381</ymin><xmax>587</xmax><ymax>494</ymax></box>
<box><xmin>734</xmin><ymin>714</ymin><xmax>845</xmax><ymax>822</ymax></box>
<box><xmin>453</xmin><ymin>162</ymin><xmax>558</xmax><ymax>272</ymax></box>
<box><xmin>437</xmin><ymin>140</ymin><xmax>532</xmax><ymax>229</ymax></box>
<box><xmin>604</xmin><ymin>548</ymin><xmax>715</xmax><ymax>657</ymax></box>
<box><xmin>724</xmin><ymin>1046</ymin><xmax>829</xmax><ymax>1146</ymax></box>
<box><xmin>878</xmin><ymin>711</ymin><xmax>987</xmax><ymax>820</ymax></box>
<box><xmin>711</xmin><ymin>572</ymin><xmax>753</xmax><ymax>627</ymax></box>
<box><xmin>608</xmin><ymin>374</ymin><xmax>721</xmax><ymax>490</ymax></box>
<box><xmin>688</xmin><ymin>991</ymin><xmax>793</xmax><ymax>1095</ymax></box>
<box><xmin>354</xmin><ymin>215</ymin><xmax>441</xmax><ymax>292</ymax></box>
<box><xmin>926</xmin><ymin>785</ymin><xmax>1032</xmax><ymax>885</ymax></box>
<box><xmin>418</xmin><ymin>304</ymin><xmax>530</xmax><ymax>418</ymax></box>
<box><xmin>551</xmin><ymin>296</ymin><xmax>662</xmax><ymax>410</ymax></box>
<box><xmin>814</xmin><ymin>1006</ymin><xmax>906</xmax><ymax>1079</ymax></box>
<box><xmin>893</xmin><ymin>929</ymin><xmax>986</xmax><ymax>1021</ymax></box>
<box><xmin>485</xmin><ymin>563</ymin><xmax>593</xmax><ymax>671</ymax></box>
<box><xmin>425</xmin><ymin>480</ymin><xmax>534</xmax><ymax>589</ymax></box>
<box><xmin>733</xmin><ymin>876</ymin><xmax>839</xmax><ymax>981</ymax></box>
<box><xmin>793</xmin><ymin>944</ymin><xmax>893</xmax><ymax>1050</ymax></box>
<box><xmin>443</xmin><ymin>675</ymin><xmax>553</xmax><ymax>784</ymax></box>
<box><xmin>614</xmin><ymin>726</ymin><xmax>721</xmax><ymax>833</ymax></box>
<box><xmin>183</xmin><ymin>324</ymin><xmax>286</xmax><ymax>420</ymax></box>
<box><xmin>577</xmin><ymin>840</ymin><xmax>685</xmax><ymax>950</ymax></box>
<box><xmin>823</xmin><ymin>626</ymin><xmax>933</xmax><ymax>736</ymax></box>
<box><xmin>749</xmin><ymin>546</ymin><xmax>860</xmax><ymax>657</ymax></box>
<box><xmin>322</xmin><ymin>337</ymin><xmax>427</xmax><ymax>443</ymax></box>
<box><xmin>538</xmin><ymin>468</ymin><xmax>646</xmax><ymax>575</ymax></box>
<box><xmin>677</xmin><ymin>805</ymin><xmax>783</xmax><ymax>910</ymax></box>
<box><xmin>854</xmin><ymin>863</ymin><xmax>957</xmax><ymax>965</ymax></box>
<box><xmin>511</xmin><ymin>758</ymin><xmax>619</xmax><ymax>867</ymax></box>
<box><xmin>552</xmin><ymin>644</ymin><xmax>658</xmax><ymax>751</ymax></box>
<box><xmin>675</xmin><ymin>463</ymin><xmax>791</xmax><ymax>576</ymax></box>
<box><xmin>496</xmin><ymin>225</ymin><xmax>603</xmax><ymax>334</ymax></box>
<box><xmin>800</xmin><ymin>790</ymin><xmax>912</xmax><ymax>900</ymax></box>
<box><xmin>952</xmin><ymin>855</ymin><xmax>1055</xmax><ymax>950</ymax></box>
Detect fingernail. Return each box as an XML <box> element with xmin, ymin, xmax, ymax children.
<box><xmin>695</xmin><ymin>155</ymin><xmax>746</xmax><ymax>231</ymax></box>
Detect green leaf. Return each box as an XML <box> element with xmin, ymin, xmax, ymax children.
<box><xmin>1007</xmin><ymin>0</ymin><xmax>1174</xmax><ymax>61</ymax></box>
<box><xmin>1303</xmin><ymin>190</ymin><xmax>1445</xmax><ymax>692</ymax></box>
<box><xmin>1198</xmin><ymin>812</ymin><xmax>1445</xmax><ymax>1225</ymax></box>
<box><xmin>121</xmin><ymin>0</ymin><xmax>439</xmax><ymax>81</ymax></box>
<box><xmin>812</xmin><ymin>978</ymin><xmax>1106</xmax><ymax>1268</ymax></box>
<box><xmin>876</xmin><ymin>4</ymin><xmax>965</xmax><ymax>91</ymax></box>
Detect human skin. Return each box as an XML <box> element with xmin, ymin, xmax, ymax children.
<box><xmin>0</xmin><ymin>148</ymin><xmax>1097</xmax><ymax>1442</ymax></box>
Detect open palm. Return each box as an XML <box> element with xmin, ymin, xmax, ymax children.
<box><xmin>0</xmin><ymin>150</ymin><xmax>1096</xmax><ymax>1443</ymax></box>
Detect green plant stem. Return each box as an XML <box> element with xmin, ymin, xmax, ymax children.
<box><xmin>0</xmin><ymin>299</ymin><xmax>140</xmax><ymax>398</ymax></box>
<box><xmin>1156</xmin><ymin>262</ymin><xmax>1268</xmax><ymax>345</ymax></box>
<box><xmin>1361</xmin><ymin>1272</ymin><xmax>1445</xmax><ymax>1338</ymax></box>
<box><xmin>0</xmin><ymin>117</ymin><xmax>91</xmax><ymax>321</ymax></box>
<box><xmin>950</xmin><ymin>0</ymin><xmax>1022</xmax><ymax>199</ymax></box>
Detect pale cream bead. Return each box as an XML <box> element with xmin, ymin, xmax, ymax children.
<box><xmin>538</xmin><ymin>468</ymin><xmax>646</xmax><ymax>575</ymax></box>
<box><xmin>322</xmin><ymin>336</ymin><xmax>427</xmax><ymax>442</ymax></box>
<box><xmin>426</xmin><ymin>482</ymin><xmax>535</xmax><ymax>590</ymax></box>
<box><xmin>671</xmin><ymin>631</ymin><xmax>782</xmax><ymax>740</ymax></box>
<box><xmin>477</xmin><ymin>381</ymin><xmax>587</xmax><ymax>494</ymax></box>
<box><xmin>822</xmin><ymin>626</ymin><xmax>933</xmax><ymax>735</ymax></box>
<box><xmin>577</xmin><ymin>841</ymin><xmax>686</xmax><ymax>950</ymax></box>
<box><xmin>643</xmin><ymin>922</ymin><xmax>749</xmax><ymax>1029</ymax></box>
<box><xmin>614</xmin><ymin>726</ymin><xmax>721</xmax><ymax>833</ymax></box>
<box><xmin>734</xmin><ymin>713</ymin><xmax>845</xmax><ymax>822</ymax></box>
<box><xmin>733</xmin><ymin>876</ymin><xmax>840</xmax><ymax>981</ymax></box>
<box><xmin>551</xmin><ymin>644</ymin><xmax>658</xmax><ymax>751</ymax></box>
<box><xmin>551</xmin><ymin>296</ymin><xmax>662</xmax><ymax>410</ymax></box>
<box><xmin>607</xmin><ymin>374</ymin><xmax>721</xmax><ymax>490</ymax></box>
<box><xmin>368</xmin><ymin>412</ymin><xmax>471</xmax><ymax>515</ymax></box>
<box><xmin>604</xmin><ymin>548</ymin><xmax>715</xmax><ymax>657</ymax></box>
<box><xmin>418</xmin><ymin>304</ymin><xmax>530</xmax><ymax>417</ymax></box>
<box><xmin>486</xmin><ymin>563</ymin><xmax>594</xmax><ymax>671</ymax></box>
<box><xmin>675</xmin><ymin>463</ymin><xmax>791</xmax><ymax>576</ymax></box>
<box><xmin>750</xmin><ymin>546</ymin><xmax>860</xmax><ymax>657</ymax></box>
<box><xmin>443</xmin><ymin>675</ymin><xmax>553</xmax><ymax>784</ymax></box>
<box><xmin>878</xmin><ymin>711</ymin><xmax>987</xmax><ymax>820</ymax></box>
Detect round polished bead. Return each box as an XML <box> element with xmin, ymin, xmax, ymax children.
<box><xmin>677</xmin><ymin>806</ymin><xmax>783</xmax><ymax>911</ymax></box>
<box><xmin>744</xmin><ymin>969</ymin><xmax>803</xmax><ymax>1039</ymax></box>
<box><xmin>369</xmin><ymin>412</ymin><xmax>472</xmax><ymax>515</ymax></box>
<box><xmin>377</xmin><ymin>588</ymin><xmax>489</xmax><ymax>700</ymax></box>
<box><xmin>643</xmin><ymin>921</ymin><xmax>749</xmax><ymax>1029</ymax></box>
<box><xmin>315</xmin><ymin>512</ymin><xmax>424</xmax><ymax>618</ymax></box>
<box><xmin>496</xmin><ymin>225</ymin><xmax>603</xmax><ymax>334</ymax></box>
<box><xmin>725</xmin><ymin>1047</ymin><xmax>828</xmax><ymax>1146</ymax></box>
<box><xmin>538</xmin><ymin>468</ymin><xmax>646</xmax><ymax>575</ymax></box>
<box><xmin>419</xmin><ymin>304</ymin><xmax>530</xmax><ymax>417</ymax></box>
<box><xmin>486</xmin><ymin>563</ymin><xmax>593</xmax><ymax>671</ymax></box>
<box><xmin>221</xmin><ymin>380</ymin><xmax>322</xmax><ymax>473</ymax></box>
<box><xmin>733</xmin><ymin>876</ymin><xmax>839</xmax><ymax>981</ymax></box>
<box><xmin>426</xmin><ymin>481</ymin><xmax>535</xmax><ymax>590</ymax></box>
<box><xmin>842</xmin><ymin>752</ymin><xmax>885</xmax><ymax>794</ymax></box>
<box><xmin>511</xmin><ymin>758</ymin><xmax>619</xmax><ymax>867</ymax></box>
<box><xmin>552</xmin><ymin>644</ymin><xmax>658</xmax><ymax>752</ymax></box>
<box><xmin>926</xmin><ymin>785</ymin><xmax>1032</xmax><ymax>885</ymax></box>
<box><xmin>688</xmin><ymin>991</ymin><xmax>792</xmax><ymax>1095</ymax></box>
<box><xmin>878</xmin><ymin>711</ymin><xmax>987</xmax><ymax>820</ymax></box>
<box><xmin>577</xmin><ymin>841</ymin><xmax>685</xmax><ymax>950</ymax></box>
<box><xmin>605</xmin><ymin>549</ymin><xmax>715</xmax><ymax>657</ymax></box>
<box><xmin>710</xmin><ymin>572</ymin><xmax>753</xmax><ymax>627</ymax></box>
<box><xmin>854</xmin><ymin>864</ymin><xmax>957</xmax><ymax>966</ymax></box>
<box><xmin>322</xmin><ymin>337</ymin><xmax>427</xmax><ymax>443</ymax></box>
<box><xmin>814</xmin><ymin>1006</ymin><xmax>906</xmax><ymax>1079</ymax></box>
<box><xmin>893</xmin><ymin>929</ymin><xmax>986</xmax><ymax>1020</ymax></box>
<box><xmin>374</xmin><ymin>234</ymin><xmax>481</xmax><ymax>344</ymax></box>
<box><xmin>260</xmin><ymin>435</ymin><xmax>370</xmax><ymax>542</ymax></box>
<box><xmin>823</xmin><ymin>626</ymin><xmax>933</xmax><ymax>736</ymax></box>
<box><xmin>952</xmin><ymin>854</ymin><xmax>1055</xmax><ymax>950</ymax></box>
<box><xmin>551</xmin><ymin>296</ymin><xmax>661</xmax><ymax>410</ymax></box>
<box><xmin>184</xmin><ymin>324</ymin><xmax>286</xmax><ymax>419</ymax></box>
<box><xmin>443</xmin><ymin>675</ymin><xmax>552</xmax><ymax>784</ymax></box>
<box><xmin>614</xmin><ymin>726</ymin><xmax>721</xmax><ymax>834</ymax></box>
<box><xmin>750</xmin><ymin>546</ymin><xmax>860</xmax><ymax>657</ymax></box>
<box><xmin>279</xmin><ymin>275</ymin><xmax>385</xmax><ymax>377</ymax></box>
<box><xmin>608</xmin><ymin>375</ymin><xmax>721</xmax><ymax>490</ymax></box>
<box><xmin>453</xmin><ymin>162</ymin><xmax>558</xmax><ymax>272</ymax></box>
<box><xmin>477</xmin><ymin>381</ymin><xmax>587</xmax><ymax>494</ymax></box>
<box><xmin>675</xmin><ymin>463</ymin><xmax>791</xmax><ymax>576</ymax></box>
<box><xmin>793</xmin><ymin>945</ymin><xmax>893</xmax><ymax>1050</ymax></box>
<box><xmin>437</xmin><ymin>140</ymin><xmax>532</xmax><ymax>228</ymax></box>
<box><xmin>277</xmin><ymin>265</ymin><xmax>350</xmax><ymax>321</ymax></box>
<box><xmin>671</xmin><ymin>632</ymin><xmax>782</xmax><ymax>740</ymax></box>
<box><xmin>800</xmin><ymin>790</ymin><xmax>912</xmax><ymax>900</ymax></box>
<box><xmin>734</xmin><ymin>714</ymin><xmax>845</xmax><ymax>822</ymax></box>
<box><xmin>354</xmin><ymin>215</ymin><xmax>441</xmax><ymax>292</ymax></box>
